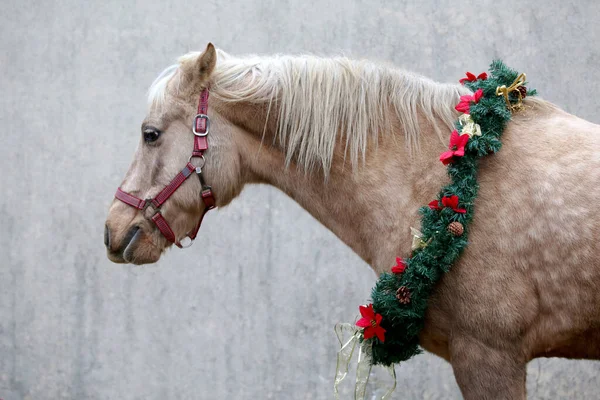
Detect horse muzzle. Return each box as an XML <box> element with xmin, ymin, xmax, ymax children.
<box><xmin>104</xmin><ymin>223</ymin><xmax>161</xmax><ymax>265</ymax></box>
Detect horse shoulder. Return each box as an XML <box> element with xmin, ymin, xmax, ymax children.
<box><xmin>421</xmin><ymin>105</ymin><xmax>600</xmax><ymax>361</ymax></box>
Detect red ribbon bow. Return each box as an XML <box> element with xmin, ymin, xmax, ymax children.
<box><xmin>439</xmin><ymin>130</ymin><xmax>469</xmax><ymax>165</ymax></box>
<box><xmin>391</xmin><ymin>257</ymin><xmax>406</xmax><ymax>274</ymax></box>
<box><xmin>459</xmin><ymin>71</ymin><xmax>488</xmax><ymax>84</ymax></box>
<box><xmin>455</xmin><ymin>88</ymin><xmax>484</xmax><ymax>114</ymax></box>
<box><xmin>430</xmin><ymin>195</ymin><xmax>466</xmax><ymax>214</ymax></box>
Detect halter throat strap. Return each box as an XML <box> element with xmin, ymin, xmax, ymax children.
<box><xmin>114</xmin><ymin>88</ymin><xmax>215</xmax><ymax>248</ymax></box>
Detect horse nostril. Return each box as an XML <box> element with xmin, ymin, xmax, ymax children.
<box><xmin>121</xmin><ymin>225</ymin><xmax>140</xmax><ymax>250</ymax></box>
<box><xmin>122</xmin><ymin>226</ymin><xmax>142</xmax><ymax>262</ymax></box>
<box><xmin>104</xmin><ymin>224</ymin><xmax>111</xmax><ymax>248</ymax></box>
<box><xmin>105</xmin><ymin>225</ymin><xmax>142</xmax><ymax>263</ymax></box>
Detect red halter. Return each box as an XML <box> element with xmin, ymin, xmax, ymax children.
<box><xmin>114</xmin><ymin>88</ymin><xmax>216</xmax><ymax>248</ymax></box>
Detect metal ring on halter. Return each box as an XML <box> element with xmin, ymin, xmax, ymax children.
<box><xmin>178</xmin><ymin>236</ymin><xmax>194</xmax><ymax>248</ymax></box>
<box><xmin>188</xmin><ymin>154</ymin><xmax>206</xmax><ymax>173</ymax></box>
<box><xmin>192</xmin><ymin>114</ymin><xmax>210</xmax><ymax>136</ymax></box>
<box><xmin>142</xmin><ymin>199</ymin><xmax>154</xmax><ymax>211</ymax></box>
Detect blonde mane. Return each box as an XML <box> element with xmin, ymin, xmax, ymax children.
<box><xmin>149</xmin><ymin>49</ymin><xmax>470</xmax><ymax>175</ymax></box>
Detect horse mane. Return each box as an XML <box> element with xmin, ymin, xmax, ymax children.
<box><xmin>149</xmin><ymin>49</ymin><xmax>471</xmax><ymax>175</ymax></box>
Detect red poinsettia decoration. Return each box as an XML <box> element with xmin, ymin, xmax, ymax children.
<box><xmin>439</xmin><ymin>130</ymin><xmax>469</xmax><ymax>165</ymax></box>
<box><xmin>429</xmin><ymin>196</ymin><xmax>466</xmax><ymax>213</ymax></box>
<box><xmin>459</xmin><ymin>72</ymin><xmax>488</xmax><ymax>84</ymax></box>
<box><xmin>441</xmin><ymin>195</ymin><xmax>467</xmax><ymax>213</ymax></box>
<box><xmin>391</xmin><ymin>257</ymin><xmax>406</xmax><ymax>274</ymax></box>
<box><xmin>356</xmin><ymin>304</ymin><xmax>386</xmax><ymax>342</ymax></box>
<box><xmin>428</xmin><ymin>200</ymin><xmax>442</xmax><ymax>211</ymax></box>
<box><xmin>455</xmin><ymin>88</ymin><xmax>484</xmax><ymax>113</ymax></box>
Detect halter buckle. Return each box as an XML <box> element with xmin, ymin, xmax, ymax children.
<box><xmin>142</xmin><ymin>199</ymin><xmax>155</xmax><ymax>211</ymax></box>
<box><xmin>193</xmin><ymin>114</ymin><xmax>210</xmax><ymax>136</ymax></box>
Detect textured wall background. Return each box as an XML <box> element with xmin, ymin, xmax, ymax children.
<box><xmin>1</xmin><ymin>0</ymin><xmax>600</xmax><ymax>399</ymax></box>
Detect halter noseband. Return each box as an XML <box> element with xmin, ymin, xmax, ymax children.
<box><xmin>114</xmin><ymin>88</ymin><xmax>216</xmax><ymax>248</ymax></box>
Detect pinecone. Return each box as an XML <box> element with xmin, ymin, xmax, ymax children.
<box><xmin>516</xmin><ymin>85</ymin><xmax>527</xmax><ymax>98</ymax></box>
<box><xmin>447</xmin><ymin>221</ymin><xmax>464</xmax><ymax>237</ymax></box>
<box><xmin>396</xmin><ymin>286</ymin><xmax>411</xmax><ymax>305</ymax></box>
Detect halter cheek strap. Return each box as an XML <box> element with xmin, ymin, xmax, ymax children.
<box><xmin>114</xmin><ymin>88</ymin><xmax>215</xmax><ymax>248</ymax></box>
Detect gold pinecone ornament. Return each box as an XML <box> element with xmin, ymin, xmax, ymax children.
<box><xmin>447</xmin><ymin>221</ymin><xmax>464</xmax><ymax>237</ymax></box>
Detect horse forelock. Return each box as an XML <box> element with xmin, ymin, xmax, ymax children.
<box><xmin>147</xmin><ymin>49</ymin><xmax>470</xmax><ymax>176</ymax></box>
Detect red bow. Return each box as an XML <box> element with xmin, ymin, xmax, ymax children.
<box><xmin>429</xmin><ymin>195</ymin><xmax>467</xmax><ymax>214</ymax></box>
<box><xmin>442</xmin><ymin>195</ymin><xmax>467</xmax><ymax>213</ymax></box>
<box><xmin>391</xmin><ymin>257</ymin><xmax>406</xmax><ymax>274</ymax></box>
<box><xmin>428</xmin><ymin>200</ymin><xmax>442</xmax><ymax>211</ymax></box>
<box><xmin>459</xmin><ymin>72</ymin><xmax>488</xmax><ymax>84</ymax></box>
<box><xmin>455</xmin><ymin>88</ymin><xmax>484</xmax><ymax>114</ymax></box>
<box><xmin>439</xmin><ymin>130</ymin><xmax>469</xmax><ymax>165</ymax></box>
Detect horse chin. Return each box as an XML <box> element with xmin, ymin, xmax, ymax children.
<box><xmin>107</xmin><ymin>251</ymin><xmax>129</xmax><ymax>264</ymax></box>
<box><xmin>106</xmin><ymin>247</ymin><xmax>162</xmax><ymax>265</ymax></box>
<box><xmin>126</xmin><ymin>253</ymin><xmax>161</xmax><ymax>265</ymax></box>
<box><xmin>106</xmin><ymin>229</ymin><xmax>163</xmax><ymax>265</ymax></box>
<box><xmin>123</xmin><ymin>236</ymin><xmax>163</xmax><ymax>265</ymax></box>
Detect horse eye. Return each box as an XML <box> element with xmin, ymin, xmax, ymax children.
<box><xmin>143</xmin><ymin>129</ymin><xmax>161</xmax><ymax>143</ymax></box>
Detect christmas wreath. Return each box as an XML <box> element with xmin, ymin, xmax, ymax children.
<box><xmin>335</xmin><ymin>60</ymin><xmax>536</xmax><ymax>398</ymax></box>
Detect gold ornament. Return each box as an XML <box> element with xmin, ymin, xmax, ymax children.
<box><xmin>447</xmin><ymin>221</ymin><xmax>464</xmax><ymax>237</ymax></box>
<box><xmin>410</xmin><ymin>227</ymin><xmax>427</xmax><ymax>251</ymax></box>
<box><xmin>496</xmin><ymin>72</ymin><xmax>527</xmax><ymax>112</ymax></box>
<box><xmin>458</xmin><ymin>114</ymin><xmax>482</xmax><ymax>137</ymax></box>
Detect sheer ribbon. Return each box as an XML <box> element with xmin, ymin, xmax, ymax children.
<box><xmin>334</xmin><ymin>323</ymin><xmax>396</xmax><ymax>400</ymax></box>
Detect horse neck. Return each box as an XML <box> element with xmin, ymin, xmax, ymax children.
<box><xmin>217</xmin><ymin>99</ymin><xmax>450</xmax><ymax>273</ymax></box>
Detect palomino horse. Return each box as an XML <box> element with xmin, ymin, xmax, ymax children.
<box><xmin>104</xmin><ymin>43</ymin><xmax>600</xmax><ymax>399</ymax></box>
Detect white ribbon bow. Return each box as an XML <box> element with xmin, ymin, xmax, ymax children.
<box><xmin>334</xmin><ymin>323</ymin><xmax>396</xmax><ymax>400</ymax></box>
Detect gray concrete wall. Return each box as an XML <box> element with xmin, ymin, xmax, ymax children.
<box><xmin>1</xmin><ymin>0</ymin><xmax>600</xmax><ymax>399</ymax></box>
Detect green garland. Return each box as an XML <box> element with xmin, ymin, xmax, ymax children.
<box><xmin>360</xmin><ymin>60</ymin><xmax>536</xmax><ymax>366</ymax></box>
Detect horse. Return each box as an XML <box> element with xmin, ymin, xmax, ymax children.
<box><xmin>104</xmin><ymin>43</ymin><xmax>600</xmax><ymax>399</ymax></box>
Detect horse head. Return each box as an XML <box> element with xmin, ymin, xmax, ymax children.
<box><xmin>104</xmin><ymin>43</ymin><xmax>248</xmax><ymax>264</ymax></box>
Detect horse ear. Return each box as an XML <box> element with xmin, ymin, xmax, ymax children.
<box><xmin>196</xmin><ymin>43</ymin><xmax>217</xmax><ymax>82</ymax></box>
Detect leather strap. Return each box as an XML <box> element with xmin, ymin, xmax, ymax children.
<box><xmin>152</xmin><ymin>212</ymin><xmax>180</xmax><ymax>247</ymax></box>
<box><xmin>115</xmin><ymin>188</ymin><xmax>146</xmax><ymax>210</ymax></box>
<box><xmin>188</xmin><ymin>208</ymin><xmax>208</xmax><ymax>241</ymax></box>
<box><xmin>201</xmin><ymin>187</ymin><xmax>216</xmax><ymax>209</ymax></box>
<box><xmin>196</xmin><ymin>89</ymin><xmax>209</xmax><ymax>131</ymax></box>
<box><xmin>152</xmin><ymin>163</ymin><xmax>196</xmax><ymax>208</ymax></box>
<box><xmin>193</xmin><ymin>136</ymin><xmax>209</xmax><ymax>157</ymax></box>
<box><xmin>114</xmin><ymin>88</ymin><xmax>214</xmax><ymax>248</ymax></box>
<box><xmin>192</xmin><ymin>88</ymin><xmax>210</xmax><ymax>157</ymax></box>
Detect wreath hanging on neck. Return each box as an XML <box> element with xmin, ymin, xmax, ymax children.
<box><xmin>334</xmin><ymin>60</ymin><xmax>536</xmax><ymax>399</ymax></box>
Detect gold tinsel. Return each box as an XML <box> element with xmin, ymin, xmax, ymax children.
<box><xmin>496</xmin><ymin>73</ymin><xmax>527</xmax><ymax>111</ymax></box>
